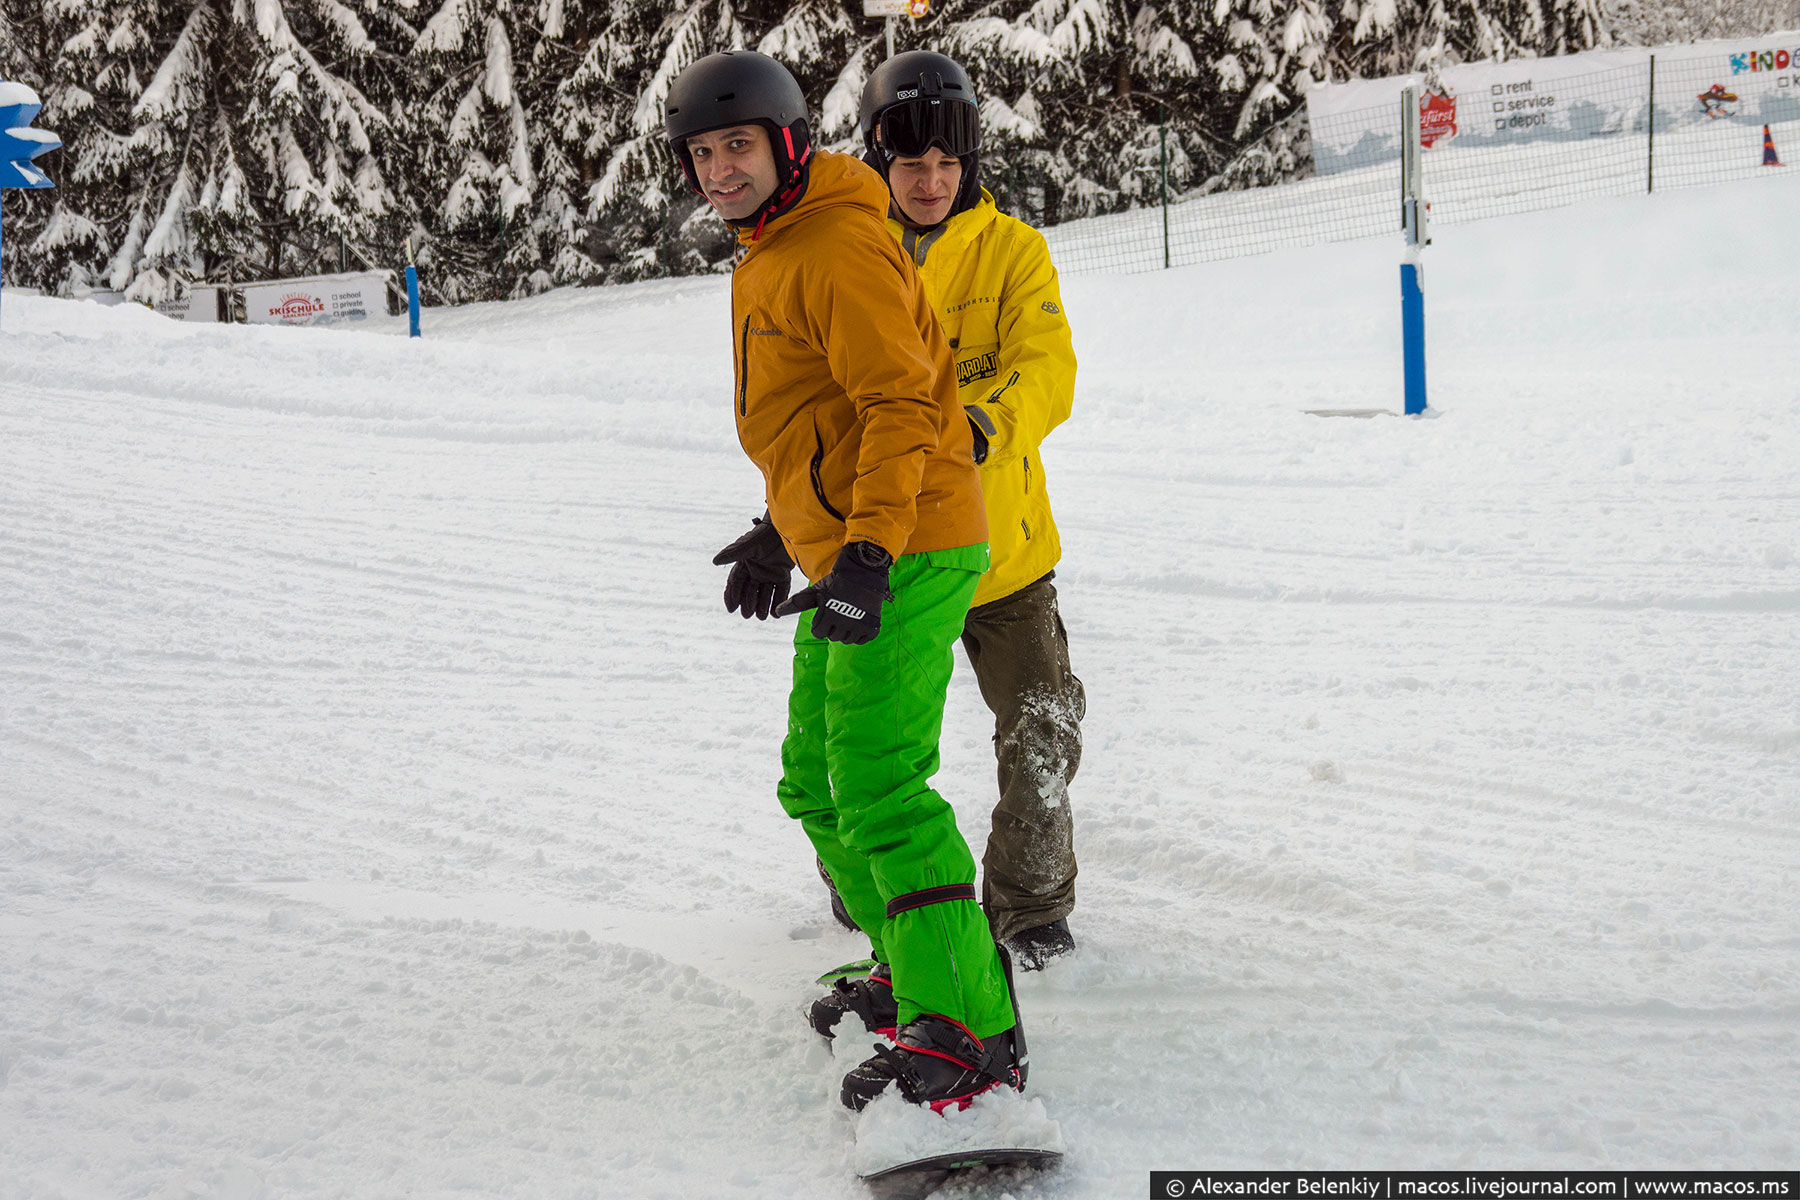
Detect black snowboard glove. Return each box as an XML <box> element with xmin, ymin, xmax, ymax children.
<box><xmin>712</xmin><ymin>513</ymin><xmax>794</xmax><ymax>620</ymax></box>
<box><xmin>965</xmin><ymin>404</ymin><xmax>996</xmax><ymax>465</ymax></box>
<box><xmin>774</xmin><ymin>541</ymin><xmax>893</xmax><ymax>646</ymax></box>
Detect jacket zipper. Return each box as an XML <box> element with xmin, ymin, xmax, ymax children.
<box><xmin>987</xmin><ymin>370</ymin><xmax>1021</xmax><ymax>408</ymax></box>
<box><xmin>811</xmin><ymin>428</ymin><xmax>846</xmax><ymax>523</ymax></box>
<box><xmin>1023</xmin><ymin>454</ymin><xmax>1032</xmax><ymax>494</ymax></box>
<box><xmin>736</xmin><ymin>314</ymin><xmax>752</xmax><ymax>417</ymax></box>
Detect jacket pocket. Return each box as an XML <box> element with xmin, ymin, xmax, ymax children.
<box><xmin>810</xmin><ymin>426</ymin><xmax>846</xmax><ymax>523</ymax></box>
<box><xmin>736</xmin><ymin>315</ymin><xmax>752</xmax><ymax>416</ymax></box>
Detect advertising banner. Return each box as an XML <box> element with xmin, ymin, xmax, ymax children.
<box><xmin>156</xmin><ymin>284</ymin><xmax>225</xmax><ymax>323</ymax></box>
<box><xmin>1307</xmin><ymin>34</ymin><xmax>1800</xmax><ymax>174</ymax></box>
<box><xmin>241</xmin><ymin>271</ymin><xmax>393</xmax><ymax>328</ymax></box>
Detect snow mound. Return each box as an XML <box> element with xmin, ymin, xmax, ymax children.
<box><xmin>852</xmin><ymin>1088</ymin><xmax>1066</xmax><ymax>1175</ymax></box>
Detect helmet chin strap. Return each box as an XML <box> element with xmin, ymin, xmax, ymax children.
<box><xmin>729</xmin><ymin>126</ymin><xmax>812</xmax><ymax>240</ymax></box>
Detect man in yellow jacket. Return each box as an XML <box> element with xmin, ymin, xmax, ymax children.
<box><xmin>664</xmin><ymin>50</ymin><xmax>1029</xmax><ymax>1114</ymax></box>
<box><xmin>857</xmin><ymin>52</ymin><xmax>1085</xmax><ymax>970</ymax></box>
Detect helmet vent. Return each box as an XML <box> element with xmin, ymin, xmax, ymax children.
<box><xmin>717</xmin><ymin>92</ymin><xmax>736</xmax><ymax>101</ymax></box>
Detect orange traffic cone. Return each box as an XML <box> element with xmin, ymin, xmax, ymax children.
<box><xmin>1763</xmin><ymin>124</ymin><xmax>1782</xmax><ymax>167</ymax></box>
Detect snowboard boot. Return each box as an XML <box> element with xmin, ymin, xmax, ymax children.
<box><xmin>818</xmin><ymin>857</ymin><xmax>860</xmax><ymax>933</ymax></box>
<box><xmin>808</xmin><ymin>962</ymin><xmax>898</xmax><ymax>1040</ymax></box>
<box><xmin>840</xmin><ymin>943</ymin><xmax>1029</xmax><ymax>1113</ymax></box>
<box><xmin>840</xmin><ymin>1017</ymin><xmax>1024</xmax><ymax>1113</ymax></box>
<box><xmin>1006</xmin><ymin>918</ymin><xmax>1074</xmax><ymax>971</ymax></box>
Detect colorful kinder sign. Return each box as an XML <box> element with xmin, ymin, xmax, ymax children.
<box><xmin>241</xmin><ymin>272</ymin><xmax>394</xmax><ymax>328</ymax></box>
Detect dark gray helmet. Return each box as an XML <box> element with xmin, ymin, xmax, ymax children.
<box><xmin>858</xmin><ymin>51</ymin><xmax>982</xmax><ymax>224</ymax></box>
<box><xmin>664</xmin><ymin>51</ymin><xmax>813</xmax><ymax>216</ymax></box>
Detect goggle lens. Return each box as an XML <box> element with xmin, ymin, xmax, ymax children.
<box><xmin>877</xmin><ymin>100</ymin><xmax>981</xmax><ymax>159</ymax></box>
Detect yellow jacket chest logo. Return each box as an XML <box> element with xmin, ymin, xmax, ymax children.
<box><xmin>956</xmin><ymin>349</ymin><xmax>999</xmax><ymax>386</ymax></box>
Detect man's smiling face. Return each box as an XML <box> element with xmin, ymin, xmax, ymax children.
<box><xmin>685</xmin><ymin>125</ymin><xmax>778</xmax><ymax>222</ymax></box>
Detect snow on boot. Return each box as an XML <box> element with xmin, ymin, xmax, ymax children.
<box><xmin>840</xmin><ymin>1016</ymin><xmax>1023</xmax><ymax>1113</ymax></box>
<box><xmin>808</xmin><ymin>962</ymin><xmax>897</xmax><ymax>1039</ymax></box>
<box><xmin>1006</xmin><ymin>918</ymin><xmax>1074</xmax><ymax>971</ymax></box>
<box><xmin>818</xmin><ymin>857</ymin><xmax>860</xmax><ymax>932</ymax></box>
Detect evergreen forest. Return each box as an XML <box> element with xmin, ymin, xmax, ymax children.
<box><xmin>0</xmin><ymin>0</ymin><xmax>1791</xmax><ymax>304</ymax></box>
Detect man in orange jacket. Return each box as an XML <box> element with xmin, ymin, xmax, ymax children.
<box><xmin>664</xmin><ymin>50</ymin><xmax>1029</xmax><ymax>1114</ymax></box>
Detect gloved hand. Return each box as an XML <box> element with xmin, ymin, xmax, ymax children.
<box><xmin>774</xmin><ymin>541</ymin><xmax>893</xmax><ymax>645</ymax></box>
<box><xmin>712</xmin><ymin>513</ymin><xmax>794</xmax><ymax>620</ymax></box>
<box><xmin>965</xmin><ymin>405</ymin><xmax>996</xmax><ymax>465</ymax></box>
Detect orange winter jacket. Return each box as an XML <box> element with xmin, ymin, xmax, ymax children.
<box><xmin>730</xmin><ymin>151</ymin><xmax>986</xmax><ymax>583</ymax></box>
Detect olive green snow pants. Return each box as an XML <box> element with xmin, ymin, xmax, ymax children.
<box><xmin>776</xmin><ymin>544</ymin><xmax>1016</xmax><ymax>1039</ymax></box>
<box><xmin>961</xmin><ymin>574</ymin><xmax>1085</xmax><ymax>943</ymax></box>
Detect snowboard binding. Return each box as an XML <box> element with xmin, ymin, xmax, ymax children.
<box><xmin>809</xmin><ymin>962</ymin><xmax>898</xmax><ymax>1040</ymax></box>
<box><xmin>841</xmin><ymin>1014</ymin><xmax>1024</xmax><ymax>1113</ymax></box>
<box><xmin>840</xmin><ymin>940</ymin><xmax>1029</xmax><ymax>1113</ymax></box>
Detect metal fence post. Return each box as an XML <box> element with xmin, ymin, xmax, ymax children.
<box><xmin>1647</xmin><ymin>55</ymin><xmax>1657</xmax><ymax>194</ymax></box>
<box><xmin>1160</xmin><ymin>103</ymin><xmax>1170</xmax><ymax>269</ymax></box>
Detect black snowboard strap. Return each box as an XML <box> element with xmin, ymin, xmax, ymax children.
<box><xmin>885</xmin><ymin>883</ymin><xmax>977</xmax><ymax>919</ymax></box>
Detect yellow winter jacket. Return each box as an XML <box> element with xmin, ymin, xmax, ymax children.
<box><xmin>888</xmin><ymin>190</ymin><xmax>1076</xmax><ymax>606</ymax></box>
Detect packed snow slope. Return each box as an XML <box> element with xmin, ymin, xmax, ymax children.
<box><xmin>4</xmin><ymin>175</ymin><xmax>1799</xmax><ymax>1199</ymax></box>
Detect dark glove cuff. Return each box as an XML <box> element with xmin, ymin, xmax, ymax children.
<box><xmin>841</xmin><ymin>541</ymin><xmax>892</xmax><ymax>572</ymax></box>
<box><xmin>749</xmin><ymin>516</ymin><xmax>795</xmax><ymax>568</ymax></box>
<box><xmin>830</xmin><ymin>542</ymin><xmax>893</xmax><ymax>606</ymax></box>
<box><xmin>965</xmin><ymin>405</ymin><xmax>994</xmax><ymax>466</ymax></box>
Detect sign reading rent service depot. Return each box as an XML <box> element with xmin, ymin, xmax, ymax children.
<box><xmin>1307</xmin><ymin>34</ymin><xmax>1800</xmax><ymax>174</ymax></box>
<box><xmin>242</xmin><ymin>271</ymin><xmax>393</xmax><ymax>328</ymax></box>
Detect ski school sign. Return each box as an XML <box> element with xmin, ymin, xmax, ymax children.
<box><xmin>1307</xmin><ymin>34</ymin><xmax>1800</xmax><ymax>174</ymax></box>
<box><xmin>241</xmin><ymin>271</ymin><xmax>393</xmax><ymax>328</ymax></box>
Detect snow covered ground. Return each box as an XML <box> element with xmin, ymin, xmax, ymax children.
<box><xmin>3</xmin><ymin>173</ymin><xmax>1798</xmax><ymax>1198</ymax></box>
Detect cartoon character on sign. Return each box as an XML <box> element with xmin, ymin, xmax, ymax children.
<box><xmin>907</xmin><ymin>0</ymin><xmax>929</xmax><ymax>14</ymax></box>
<box><xmin>1419</xmin><ymin>88</ymin><xmax>1457</xmax><ymax>148</ymax></box>
<box><xmin>1697</xmin><ymin>84</ymin><xmax>1738</xmax><ymax>119</ymax></box>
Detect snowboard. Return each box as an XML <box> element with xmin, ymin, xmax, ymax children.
<box><xmin>859</xmin><ymin>1147</ymin><xmax>1062</xmax><ymax>1200</ymax></box>
<box><xmin>815</xmin><ymin>957</ymin><xmax>879</xmax><ymax>986</ymax></box>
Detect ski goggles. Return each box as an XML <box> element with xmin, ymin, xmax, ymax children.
<box><xmin>874</xmin><ymin>99</ymin><xmax>981</xmax><ymax>160</ymax></box>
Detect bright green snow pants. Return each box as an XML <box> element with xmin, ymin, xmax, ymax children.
<box><xmin>777</xmin><ymin>544</ymin><xmax>1016</xmax><ymax>1039</ymax></box>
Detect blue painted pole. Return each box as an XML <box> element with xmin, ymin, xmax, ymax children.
<box><xmin>1399</xmin><ymin>84</ymin><xmax>1429</xmax><ymax>416</ymax></box>
<box><xmin>1401</xmin><ymin>256</ymin><xmax>1427</xmax><ymax>416</ymax></box>
<box><xmin>404</xmin><ymin>236</ymin><xmax>420</xmax><ymax>338</ymax></box>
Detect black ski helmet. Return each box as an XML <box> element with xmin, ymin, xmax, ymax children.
<box><xmin>858</xmin><ymin>51</ymin><xmax>983</xmax><ymax>224</ymax></box>
<box><xmin>664</xmin><ymin>51</ymin><xmax>813</xmax><ymax>227</ymax></box>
